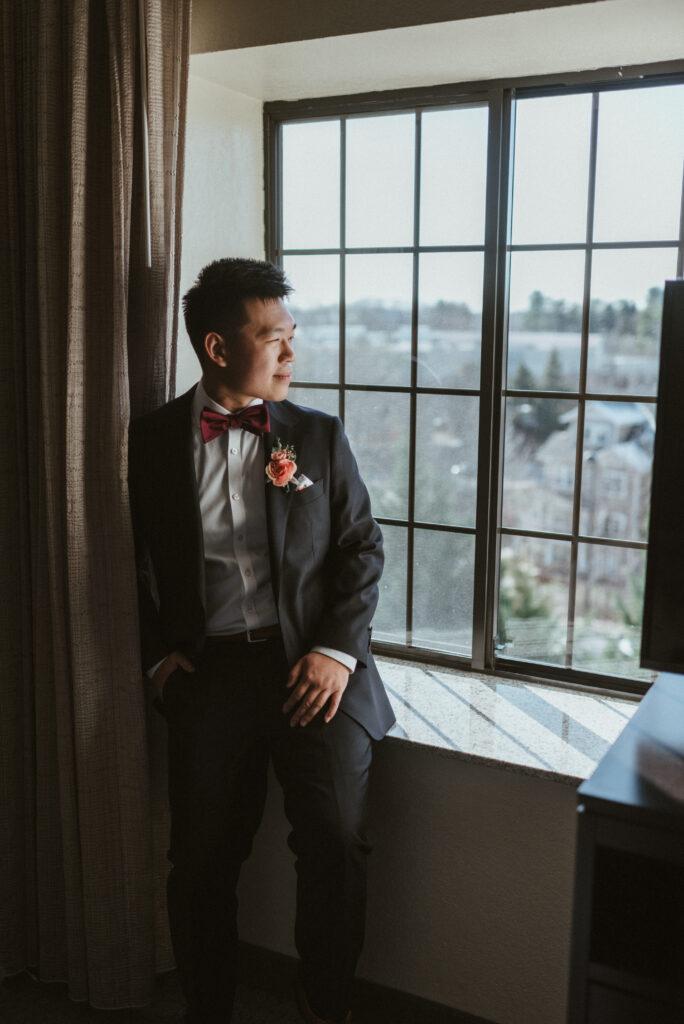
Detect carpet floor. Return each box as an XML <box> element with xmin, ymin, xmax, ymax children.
<box><xmin>2</xmin><ymin>969</ymin><xmax>316</xmax><ymax>1024</ymax></box>
<box><xmin>0</xmin><ymin>950</ymin><xmax>465</xmax><ymax>1023</ymax></box>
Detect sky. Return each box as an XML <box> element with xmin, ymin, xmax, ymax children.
<box><xmin>280</xmin><ymin>82</ymin><xmax>684</xmax><ymax>314</ymax></box>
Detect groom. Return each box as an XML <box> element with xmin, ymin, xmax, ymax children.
<box><xmin>128</xmin><ymin>258</ymin><xmax>395</xmax><ymax>1024</ymax></box>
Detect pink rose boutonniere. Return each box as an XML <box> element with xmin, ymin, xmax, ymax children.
<box><xmin>265</xmin><ymin>439</ymin><xmax>314</xmax><ymax>493</ymax></box>
<box><xmin>266</xmin><ymin>439</ymin><xmax>298</xmax><ymax>490</ymax></box>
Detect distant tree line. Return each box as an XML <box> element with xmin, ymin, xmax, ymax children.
<box><xmin>510</xmin><ymin>348</ymin><xmax>572</xmax><ymax>442</ymax></box>
<box><xmin>291</xmin><ymin>287</ymin><xmax>664</xmax><ymax>339</ymax></box>
<box><xmin>511</xmin><ymin>286</ymin><xmax>664</xmax><ymax>340</ymax></box>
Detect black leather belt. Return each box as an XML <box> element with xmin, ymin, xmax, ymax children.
<box><xmin>206</xmin><ymin>624</ymin><xmax>282</xmax><ymax>646</ymax></box>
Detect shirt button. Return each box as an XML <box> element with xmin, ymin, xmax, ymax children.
<box><xmin>232</xmin><ymin>493</ymin><xmax>240</xmax><ymax>501</ymax></box>
<box><xmin>245</xmin><ymin>569</ymin><xmax>252</xmax><ymax>577</ymax></box>
<box><xmin>230</xmin><ymin>447</ymin><xmax>238</xmax><ymax>454</ymax></box>
<box><xmin>237</xmin><ymin>534</ymin><xmax>244</xmax><ymax>541</ymax></box>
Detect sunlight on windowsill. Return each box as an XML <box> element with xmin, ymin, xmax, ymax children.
<box><xmin>378</xmin><ymin>655</ymin><xmax>639</xmax><ymax>784</ymax></box>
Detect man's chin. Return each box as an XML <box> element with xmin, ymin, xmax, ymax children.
<box><xmin>270</xmin><ymin>381</ymin><xmax>292</xmax><ymax>402</ymax></box>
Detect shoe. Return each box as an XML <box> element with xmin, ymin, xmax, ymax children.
<box><xmin>296</xmin><ymin>978</ymin><xmax>351</xmax><ymax>1024</ymax></box>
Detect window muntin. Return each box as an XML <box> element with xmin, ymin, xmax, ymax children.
<box><xmin>269</xmin><ymin>74</ymin><xmax>684</xmax><ymax>692</ymax></box>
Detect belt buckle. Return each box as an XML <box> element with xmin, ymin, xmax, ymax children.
<box><xmin>246</xmin><ymin>629</ymin><xmax>269</xmax><ymax>644</ymax></box>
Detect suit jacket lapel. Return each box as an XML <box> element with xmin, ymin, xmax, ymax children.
<box><xmin>264</xmin><ymin>401</ymin><xmax>299</xmax><ymax>600</ymax></box>
<box><xmin>165</xmin><ymin>385</ymin><xmax>206</xmax><ymax>611</ymax></box>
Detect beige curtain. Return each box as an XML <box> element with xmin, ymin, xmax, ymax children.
<box><xmin>0</xmin><ymin>0</ymin><xmax>191</xmax><ymax>1008</ymax></box>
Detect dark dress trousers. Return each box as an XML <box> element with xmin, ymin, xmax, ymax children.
<box><xmin>128</xmin><ymin>386</ymin><xmax>395</xmax><ymax>1023</ymax></box>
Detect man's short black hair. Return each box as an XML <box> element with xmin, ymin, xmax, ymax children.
<box><xmin>182</xmin><ymin>257</ymin><xmax>293</xmax><ymax>363</ymax></box>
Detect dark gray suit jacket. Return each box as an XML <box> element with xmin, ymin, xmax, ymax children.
<box><xmin>128</xmin><ymin>386</ymin><xmax>395</xmax><ymax>740</ymax></box>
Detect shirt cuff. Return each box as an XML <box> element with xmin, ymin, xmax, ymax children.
<box><xmin>147</xmin><ymin>657</ymin><xmax>166</xmax><ymax>680</ymax></box>
<box><xmin>311</xmin><ymin>646</ymin><xmax>357</xmax><ymax>674</ymax></box>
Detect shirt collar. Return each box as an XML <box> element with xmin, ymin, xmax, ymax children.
<box><xmin>193</xmin><ymin>380</ymin><xmax>264</xmax><ymax>425</ymax></box>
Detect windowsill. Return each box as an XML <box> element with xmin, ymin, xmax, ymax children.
<box><xmin>377</xmin><ymin>655</ymin><xmax>640</xmax><ymax>785</ymax></box>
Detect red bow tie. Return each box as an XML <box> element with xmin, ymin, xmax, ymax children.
<box><xmin>200</xmin><ymin>405</ymin><xmax>271</xmax><ymax>443</ymax></box>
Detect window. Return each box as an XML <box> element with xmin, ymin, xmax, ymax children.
<box><xmin>265</xmin><ymin>69</ymin><xmax>684</xmax><ymax>692</ymax></box>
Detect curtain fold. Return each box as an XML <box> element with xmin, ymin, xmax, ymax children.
<box><xmin>1</xmin><ymin>0</ymin><xmax>191</xmax><ymax>1007</ymax></box>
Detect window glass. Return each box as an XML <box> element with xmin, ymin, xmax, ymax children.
<box><xmin>586</xmin><ymin>248</ymin><xmax>678</xmax><ymax>396</ymax></box>
<box><xmin>288</xmin><ymin>387</ymin><xmax>339</xmax><ymax>417</ymax></box>
<box><xmin>415</xmin><ymin>394</ymin><xmax>480</xmax><ymax>528</ymax></box>
<box><xmin>412</xmin><ymin>530</ymin><xmax>475</xmax><ymax>658</ymax></box>
<box><xmin>497</xmin><ymin>536</ymin><xmax>570</xmax><ymax>666</ymax></box>
<box><xmin>593</xmin><ymin>85</ymin><xmax>684</xmax><ymax>243</ymax></box>
<box><xmin>507</xmin><ymin>250</ymin><xmax>586</xmax><ymax>392</ymax></box>
<box><xmin>420</xmin><ymin>106</ymin><xmax>488</xmax><ymax>246</ymax></box>
<box><xmin>417</xmin><ymin>252</ymin><xmax>484</xmax><ymax>389</ymax></box>
<box><xmin>345</xmin><ymin>391</ymin><xmax>410</xmax><ymax>520</ymax></box>
<box><xmin>580</xmin><ymin>400</ymin><xmax>653</xmax><ymax>543</ymax></box>
<box><xmin>373</xmin><ymin>525</ymin><xmax>408</xmax><ymax>645</ymax></box>
<box><xmin>282</xmin><ymin>120</ymin><xmax>340</xmax><ymax>249</ymax></box>
<box><xmin>511</xmin><ymin>93</ymin><xmax>592</xmax><ymax>245</ymax></box>
<box><xmin>345</xmin><ymin>254</ymin><xmax>413</xmax><ymax>386</ymax></box>
<box><xmin>501</xmin><ymin>399</ymin><xmax>577</xmax><ymax>534</ymax></box>
<box><xmin>573</xmin><ymin>546</ymin><xmax>650</xmax><ymax>680</ymax></box>
<box><xmin>346</xmin><ymin>113</ymin><xmax>415</xmax><ymax>247</ymax></box>
<box><xmin>284</xmin><ymin>255</ymin><xmax>340</xmax><ymax>383</ymax></box>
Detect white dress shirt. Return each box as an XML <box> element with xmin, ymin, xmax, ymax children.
<box><xmin>148</xmin><ymin>382</ymin><xmax>355</xmax><ymax>676</ymax></box>
<box><xmin>193</xmin><ymin>382</ymin><xmax>279</xmax><ymax>635</ymax></box>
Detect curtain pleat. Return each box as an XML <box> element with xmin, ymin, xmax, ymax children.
<box><xmin>0</xmin><ymin>0</ymin><xmax>191</xmax><ymax>1007</ymax></box>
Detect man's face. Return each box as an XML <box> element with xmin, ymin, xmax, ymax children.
<box><xmin>205</xmin><ymin>296</ymin><xmax>296</xmax><ymax>409</ymax></box>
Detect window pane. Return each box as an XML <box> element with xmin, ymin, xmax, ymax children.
<box><xmin>346</xmin><ymin>113</ymin><xmax>415</xmax><ymax>247</ymax></box>
<box><xmin>593</xmin><ymin>85</ymin><xmax>684</xmax><ymax>243</ymax></box>
<box><xmin>284</xmin><ymin>254</ymin><xmax>339</xmax><ymax>383</ymax></box>
<box><xmin>373</xmin><ymin>524</ymin><xmax>408</xmax><ymax>645</ymax></box>
<box><xmin>511</xmin><ymin>93</ymin><xmax>592</xmax><ymax>244</ymax></box>
<box><xmin>284</xmin><ymin>255</ymin><xmax>339</xmax><ymax>383</ymax></box>
<box><xmin>282</xmin><ymin>120</ymin><xmax>340</xmax><ymax>249</ymax></box>
<box><xmin>579</xmin><ymin>400</ymin><xmax>654</xmax><ymax>544</ymax></box>
<box><xmin>288</xmin><ymin>387</ymin><xmax>339</xmax><ymax>417</ymax></box>
<box><xmin>420</xmin><ymin>105</ymin><xmax>488</xmax><ymax>246</ymax></box>
<box><xmin>573</xmin><ymin>545</ymin><xmax>652</xmax><ymax>681</ymax></box>
<box><xmin>507</xmin><ymin>250</ymin><xmax>586</xmax><ymax>392</ymax></box>
<box><xmin>417</xmin><ymin>252</ymin><xmax>483</xmax><ymax>388</ymax></box>
<box><xmin>412</xmin><ymin>530</ymin><xmax>474</xmax><ymax>657</ymax></box>
<box><xmin>415</xmin><ymin>395</ymin><xmax>479</xmax><ymax>527</ymax></box>
<box><xmin>502</xmin><ymin>399</ymin><xmax>577</xmax><ymax>534</ymax></box>
<box><xmin>497</xmin><ymin>536</ymin><xmax>570</xmax><ymax>666</ymax></box>
<box><xmin>345</xmin><ymin>391</ymin><xmax>410</xmax><ymax>520</ymax></box>
<box><xmin>345</xmin><ymin>254</ymin><xmax>413</xmax><ymax>386</ymax></box>
<box><xmin>586</xmin><ymin>248</ymin><xmax>677</xmax><ymax>396</ymax></box>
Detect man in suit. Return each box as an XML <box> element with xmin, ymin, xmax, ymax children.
<box><xmin>128</xmin><ymin>258</ymin><xmax>395</xmax><ymax>1024</ymax></box>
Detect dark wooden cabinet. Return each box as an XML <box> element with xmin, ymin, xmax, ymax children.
<box><xmin>567</xmin><ymin>673</ymin><xmax>684</xmax><ymax>1024</ymax></box>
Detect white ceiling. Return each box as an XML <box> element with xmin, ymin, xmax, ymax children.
<box><xmin>190</xmin><ymin>0</ymin><xmax>684</xmax><ymax>102</ymax></box>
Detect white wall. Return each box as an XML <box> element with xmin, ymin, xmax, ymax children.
<box><xmin>177</xmin><ymin>76</ymin><xmax>264</xmax><ymax>392</ymax></box>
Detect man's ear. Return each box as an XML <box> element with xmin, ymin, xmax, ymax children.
<box><xmin>204</xmin><ymin>332</ymin><xmax>228</xmax><ymax>367</ymax></box>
